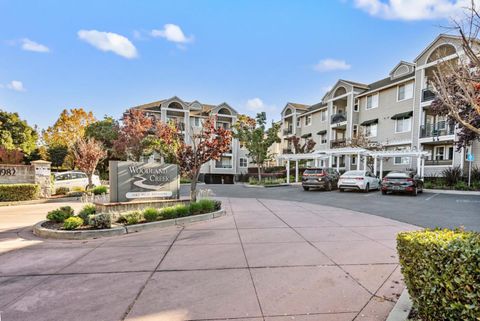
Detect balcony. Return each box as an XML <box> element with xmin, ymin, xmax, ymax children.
<box><xmin>283</xmin><ymin>128</ymin><xmax>293</xmax><ymax>135</ymax></box>
<box><xmin>425</xmin><ymin>159</ymin><xmax>453</xmax><ymax>166</ymax></box>
<box><xmin>330</xmin><ymin>139</ymin><xmax>346</xmax><ymax>148</ymax></box>
<box><xmin>420</xmin><ymin>122</ymin><xmax>455</xmax><ymax>138</ymax></box>
<box><xmin>331</xmin><ymin>113</ymin><xmax>347</xmax><ymax>125</ymax></box>
<box><xmin>282</xmin><ymin>148</ymin><xmax>293</xmax><ymax>154</ymax></box>
<box><xmin>421</xmin><ymin>88</ymin><xmax>435</xmax><ymax>102</ymax></box>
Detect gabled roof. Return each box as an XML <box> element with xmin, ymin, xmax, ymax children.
<box><xmin>287</xmin><ymin>102</ymin><xmax>309</xmax><ymax>110</ymax></box>
<box><xmin>134</xmin><ymin>99</ymin><xmax>166</xmax><ymax>110</ymax></box>
<box><xmin>338</xmin><ymin>79</ymin><xmax>369</xmax><ymax>89</ymax></box>
<box><xmin>389</xmin><ymin>61</ymin><xmax>414</xmax><ymax>76</ymax></box>
<box><xmin>413</xmin><ymin>34</ymin><xmax>463</xmax><ymax>62</ymax></box>
<box><xmin>355</xmin><ymin>72</ymin><xmax>415</xmax><ymax>97</ymax></box>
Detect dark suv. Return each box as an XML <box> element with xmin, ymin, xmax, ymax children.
<box><xmin>302</xmin><ymin>168</ymin><xmax>340</xmax><ymax>191</ymax></box>
<box><xmin>381</xmin><ymin>171</ymin><xmax>424</xmax><ymax>196</ymax></box>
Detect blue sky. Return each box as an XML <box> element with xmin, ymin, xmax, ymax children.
<box><xmin>0</xmin><ymin>0</ymin><xmax>465</xmax><ymax>130</ymax></box>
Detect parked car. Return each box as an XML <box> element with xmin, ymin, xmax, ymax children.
<box><xmin>338</xmin><ymin>170</ymin><xmax>380</xmax><ymax>192</ymax></box>
<box><xmin>381</xmin><ymin>171</ymin><xmax>424</xmax><ymax>196</ymax></box>
<box><xmin>53</xmin><ymin>171</ymin><xmax>101</xmax><ymax>191</ymax></box>
<box><xmin>302</xmin><ymin>168</ymin><xmax>339</xmax><ymax>191</ymax></box>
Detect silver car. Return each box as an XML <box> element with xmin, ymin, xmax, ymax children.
<box><xmin>53</xmin><ymin>171</ymin><xmax>101</xmax><ymax>191</ymax></box>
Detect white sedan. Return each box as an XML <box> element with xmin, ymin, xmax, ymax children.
<box><xmin>53</xmin><ymin>171</ymin><xmax>101</xmax><ymax>191</ymax></box>
<box><xmin>338</xmin><ymin>170</ymin><xmax>380</xmax><ymax>192</ymax></box>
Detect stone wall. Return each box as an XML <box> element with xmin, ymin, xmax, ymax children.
<box><xmin>0</xmin><ymin>160</ymin><xmax>52</xmax><ymax>198</ymax></box>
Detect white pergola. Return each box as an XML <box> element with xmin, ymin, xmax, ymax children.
<box><xmin>277</xmin><ymin>148</ymin><xmax>431</xmax><ymax>183</ymax></box>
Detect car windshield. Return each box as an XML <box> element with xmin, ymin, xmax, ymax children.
<box><xmin>342</xmin><ymin>171</ymin><xmax>364</xmax><ymax>176</ymax></box>
<box><xmin>386</xmin><ymin>172</ymin><xmax>410</xmax><ymax>178</ymax></box>
<box><xmin>303</xmin><ymin>169</ymin><xmax>324</xmax><ymax>175</ymax></box>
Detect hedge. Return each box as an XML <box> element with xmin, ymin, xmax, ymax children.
<box><xmin>397</xmin><ymin>229</ymin><xmax>480</xmax><ymax>321</ymax></box>
<box><xmin>0</xmin><ymin>184</ymin><xmax>40</xmax><ymax>201</ymax></box>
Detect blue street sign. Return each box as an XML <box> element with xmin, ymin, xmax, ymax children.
<box><xmin>467</xmin><ymin>153</ymin><xmax>474</xmax><ymax>162</ymax></box>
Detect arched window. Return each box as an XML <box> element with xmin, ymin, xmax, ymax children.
<box><xmin>167</xmin><ymin>102</ymin><xmax>183</xmax><ymax>109</ymax></box>
<box><xmin>427</xmin><ymin>44</ymin><xmax>456</xmax><ymax>63</ymax></box>
<box><xmin>393</xmin><ymin>65</ymin><xmax>409</xmax><ymax>78</ymax></box>
<box><xmin>284</xmin><ymin>108</ymin><xmax>293</xmax><ymax>116</ymax></box>
<box><xmin>217</xmin><ymin>108</ymin><xmax>231</xmax><ymax>115</ymax></box>
<box><xmin>333</xmin><ymin>86</ymin><xmax>347</xmax><ymax>97</ymax></box>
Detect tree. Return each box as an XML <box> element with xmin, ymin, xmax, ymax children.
<box><xmin>42</xmin><ymin>108</ymin><xmax>96</xmax><ymax>147</ymax></box>
<box><xmin>158</xmin><ymin>117</ymin><xmax>232</xmax><ymax>202</ymax></box>
<box><xmin>0</xmin><ymin>110</ymin><xmax>38</xmax><ymax>154</ymax></box>
<box><xmin>48</xmin><ymin>145</ymin><xmax>69</xmax><ymax>169</ymax></box>
<box><xmin>113</xmin><ymin>109</ymin><xmax>154</xmax><ymax>161</ymax></box>
<box><xmin>233</xmin><ymin>112</ymin><xmax>280</xmax><ymax>180</ymax></box>
<box><xmin>72</xmin><ymin>137</ymin><xmax>107</xmax><ymax>189</ymax></box>
<box><xmin>0</xmin><ymin>146</ymin><xmax>24</xmax><ymax>164</ymax></box>
<box><xmin>430</xmin><ymin>2</ymin><xmax>480</xmax><ymax>148</ymax></box>
<box><xmin>286</xmin><ymin>135</ymin><xmax>316</xmax><ymax>154</ymax></box>
<box><xmin>345</xmin><ymin>131</ymin><xmax>383</xmax><ymax>173</ymax></box>
<box><xmin>85</xmin><ymin>116</ymin><xmax>120</xmax><ymax>175</ymax></box>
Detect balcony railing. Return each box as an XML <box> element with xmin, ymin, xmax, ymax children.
<box><xmin>215</xmin><ymin>164</ymin><xmax>233</xmax><ymax>169</ymax></box>
<box><xmin>283</xmin><ymin>128</ymin><xmax>293</xmax><ymax>135</ymax></box>
<box><xmin>331</xmin><ymin>113</ymin><xmax>347</xmax><ymax>124</ymax></box>
<box><xmin>425</xmin><ymin>159</ymin><xmax>453</xmax><ymax>166</ymax></box>
<box><xmin>421</xmin><ymin>88</ymin><xmax>435</xmax><ymax>102</ymax></box>
<box><xmin>420</xmin><ymin>122</ymin><xmax>455</xmax><ymax>138</ymax></box>
<box><xmin>330</xmin><ymin>139</ymin><xmax>346</xmax><ymax>148</ymax></box>
<box><xmin>282</xmin><ymin>148</ymin><xmax>292</xmax><ymax>154</ymax></box>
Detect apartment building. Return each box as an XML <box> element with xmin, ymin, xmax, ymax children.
<box><xmin>132</xmin><ymin>96</ymin><xmax>250</xmax><ymax>183</ymax></box>
<box><xmin>280</xmin><ymin>34</ymin><xmax>480</xmax><ymax>176</ymax></box>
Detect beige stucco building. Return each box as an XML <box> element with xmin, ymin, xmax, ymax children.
<box><xmin>280</xmin><ymin>34</ymin><xmax>480</xmax><ymax>176</ymax></box>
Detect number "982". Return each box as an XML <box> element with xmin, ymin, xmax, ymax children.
<box><xmin>0</xmin><ymin>168</ymin><xmax>16</xmax><ymax>176</ymax></box>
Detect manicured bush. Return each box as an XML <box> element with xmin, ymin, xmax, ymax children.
<box><xmin>143</xmin><ymin>207</ymin><xmax>160</xmax><ymax>222</ymax></box>
<box><xmin>397</xmin><ymin>229</ymin><xmax>480</xmax><ymax>321</ymax></box>
<box><xmin>161</xmin><ymin>207</ymin><xmax>177</xmax><ymax>220</ymax></box>
<box><xmin>63</xmin><ymin>216</ymin><xmax>83</xmax><ymax>230</ymax></box>
<box><xmin>88</xmin><ymin>213</ymin><xmax>111</xmax><ymax>229</ymax></box>
<box><xmin>197</xmin><ymin>199</ymin><xmax>215</xmax><ymax>213</ymax></box>
<box><xmin>91</xmin><ymin>185</ymin><xmax>108</xmax><ymax>195</ymax></box>
<box><xmin>46</xmin><ymin>207</ymin><xmax>73</xmax><ymax>223</ymax></box>
<box><xmin>78</xmin><ymin>204</ymin><xmax>96</xmax><ymax>224</ymax></box>
<box><xmin>120</xmin><ymin>211</ymin><xmax>143</xmax><ymax>225</ymax></box>
<box><xmin>66</xmin><ymin>191</ymin><xmax>85</xmax><ymax>197</ymax></box>
<box><xmin>55</xmin><ymin>187</ymin><xmax>69</xmax><ymax>195</ymax></box>
<box><xmin>174</xmin><ymin>204</ymin><xmax>190</xmax><ymax>217</ymax></box>
<box><xmin>189</xmin><ymin>202</ymin><xmax>203</xmax><ymax>215</ymax></box>
<box><xmin>0</xmin><ymin>184</ymin><xmax>40</xmax><ymax>201</ymax></box>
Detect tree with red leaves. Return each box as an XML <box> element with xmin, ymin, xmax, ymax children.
<box><xmin>158</xmin><ymin>117</ymin><xmax>232</xmax><ymax>201</ymax></box>
<box><xmin>72</xmin><ymin>137</ymin><xmax>107</xmax><ymax>189</ymax></box>
<box><xmin>0</xmin><ymin>147</ymin><xmax>24</xmax><ymax>164</ymax></box>
<box><xmin>113</xmin><ymin>109</ymin><xmax>154</xmax><ymax>161</ymax></box>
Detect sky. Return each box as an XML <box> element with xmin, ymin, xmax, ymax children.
<box><xmin>0</xmin><ymin>0</ymin><xmax>470</xmax><ymax>130</ymax></box>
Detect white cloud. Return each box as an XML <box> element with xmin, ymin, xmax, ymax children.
<box><xmin>151</xmin><ymin>24</ymin><xmax>193</xmax><ymax>44</ymax></box>
<box><xmin>4</xmin><ymin>80</ymin><xmax>26</xmax><ymax>92</ymax></box>
<box><xmin>353</xmin><ymin>0</ymin><xmax>471</xmax><ymax>21</ymax></box>
<box><xmin>245</xmin><ymin>98</ymin><xmax>277</xmax><ymax>113</ymax></box>
<box><xmin>314</xmin><ymin>59</ymin><xmax>351</xmax><ymax>72</ymax></box>
<box><xmin>20</xmin><ymin>38</ymin><xmax>50</xmax><ymax>53</ymax></box>
<box><xmin>77</xmin><ymin>30</ymin><xmax>138</xmax><ymax>59</ymax></box>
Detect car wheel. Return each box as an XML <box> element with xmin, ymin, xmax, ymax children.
<box><xmin>364</xmin><ymin>183</ymin><xmax>370</xmax><ymax>193</ymax></box>
<box><xmin>303</xmin><ymin>186</ymin><xmax>309</xmax><ymax>191</ymax></box>
<box><xmin>381</xmin><ymin>190</ymin><xmax>387</xmax><ymax>195</ymax></box>
<box><xmin>326</xmin><ymin>181</ymin><xmax>332</xmax><ymax>191</ymax></box>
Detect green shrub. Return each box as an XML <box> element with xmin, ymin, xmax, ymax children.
<box><xmin>442</xmin><ymin>166</ymin><xmax>462</xmax><ymax>186</ymax></box>
<box><xmin>189</xmin><ymin>202</ymin><xmax>203</xmax><ymax>215</ymax></box>
<box><xmin>63</xmin><ymin>216</ymin><xmax>83</xmax><ymax>230</ymax></box>
<box><xmin>161</xmin><ymin>207</ymin><xmax>177</xmax><ymax>220</ymax></box>
<box><xmin>46</xmin><ymin>207</ymin><xmax>73</xmax><ymax>223</ymax></box>
<box><xmin>197</xmin><ymin>199</ymin><xmax>215</xmax><ymax>213</ymax></box>
<box><xmin>88</xmin><ymin>213</ymin><xmax>111</xmax><ymax>229</ymax></box>
<box><xmin>180</xmin><ymin>177</ymin><xmax>191</xmax><ymax>184</ymax></box>
<box><xmin>0</xmin><ymin>184</ymin><xmax>40</xmax><ymax>201</ymax></box>
<box><xmin>143</xmin><ymin>207</ymin><xmax>160</xmax><ymax>222</ymax></box>
<box><xmin>78</xmin><ymin>204</ymin><xmax>96</xmax><ymax>224</ymax></box>
<box><xmin>120</xmin><ymin>211</ymin><xmax>143</xmax><ymax>225</ymax></box>
<box><xmin>71</xmin><ymin>186</ymin><xmax>85</xmax><ymax>192</ymax></box>
<box><xmin>454</xmin><ymin>180</ymin><xmax>469</xmax><ymax>190</ymax></box>
<box><xmin>91</xmin><ymin>185</ymin><xmax>108</xmax><ymax>195</ymax></box>
<box><xmin>55</xmin><ymin>187</ymin><xmax>69</xmax><ymax>195</ymax></box>
<box><xmin>397</xmin><ymin>229</ymin><xmax>480</xmax><ymax>321</ymax></box>
<box><xmin>66</xmin><ymin>191</ymin><xmax>85</xmax><ymax>197</ymax></box>
<box><xmin>174</xmin><ymin>204</ymin><xmax>190</xmax><ymax>217</ymax></box>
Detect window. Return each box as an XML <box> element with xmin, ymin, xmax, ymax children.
<box><xmin>365</xmin><ymin>123</ymin><xmax>377</xmax><ymax>137</ymax></box>
<box><xmin>434</xmin><ymin>146</ymin><xmax>445</xmax><ymax>160</ymax></box>
<box><xmin>394</xmin><ymin>157</ymin><xmax>410</xmax><ymax>165</ymax></box>
<box><xmin>366</xmin><ymin>93</ymin><xmax>379</xmax><ymax>110</ymax></box>
<box><xmin>354</xmin><ymin>99</ymin><xmax>359</xmax><ymax>112</ymax></box>
<box><xmin>320</xmin><ymin>133</ymin><xmax>327</xmax><ymax>144</ymax></box>
<box><xmin>353</xmin><ymin>124</ymin><xmax>358</xmax><ymax>137</ymax></box>
<box><xmin>305</xmin><ymin>115</ymin><xmax>312</xmax><ymax>126</ymax></box>
<box><xmin>193</xmin><ymin>117</ymin><xmax>200</xmax><ymax>127</ymax></box>
<box><xmin>296</xmin><ymin>117</ymin><xmax>300</xmax><ymax>127</ymax></box>
<box><xmin>239</xmin><ymin>157</ymin><xmax>248</xmax><ymax>168</ymax></box>
<box><xmin>215</xmin><ymin>157</ymin><xmax>233</xmax><ymax>168</ymax></box>
<box><xmin>320</xmin><ymin>110</ymin><xmax>327</xmax><ymax>121</ymax></box>
<box><xmin>395</xmin><ymin>117</ymin><xmax>411</xmax><ymax>133</ymax></box>
<box><xmin>398</xmin><ymin>83</ymin><xmax>414</xmax><ymax>101</ymax></box>
<box><xmin>351</xmin><ymin>156</ymin><xmax>356</xmax><ymax>165</ymax></box>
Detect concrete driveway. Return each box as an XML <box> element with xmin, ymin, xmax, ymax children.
<box><xmin>0</xmin><ymin>198</ymin><xmax>418</xmax><ymax>321</ymax></box>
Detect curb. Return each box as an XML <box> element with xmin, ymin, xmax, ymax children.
<box><xmin>424</xmin><ymin>189</ymin><xmax>480</xmax><ymax>196</ymax></box>
<box><xmin>33</xmin><ymin>209</ymin><xmax>226</xmax><ymax>240</ymax></box>
<box><xmin>243</xmin><ymin>183</ymin><xmax>289</xmax><ymax>188</ymax></box>
<box><xmin>0</xmin><ymin>196</ymin><xmax>80</xmax><ymax>207</ymax></box>
<box><xmin>386</xmin><ymin>289</ymin><xmax>412</xmax><ymax>321</ymax></box>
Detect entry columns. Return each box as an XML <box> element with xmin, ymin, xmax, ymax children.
<box><xmin>286</xmin><ymin>160</ymin><xmax>290</xmax><ymax>184</ymax></box>
<box><xmin>295</xmin><ymin>160</ymin><xmax>299</xmax><ymax>183</ymax></box>
<box><xmin>373</xmin><ymin>156</ymin><xmax>377</xmax><ymax>176</ymax></box>
<box><xmin>379</xmin><ymin>158</ymin><xmax>383</xmax><ymax>179</ymax></box>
